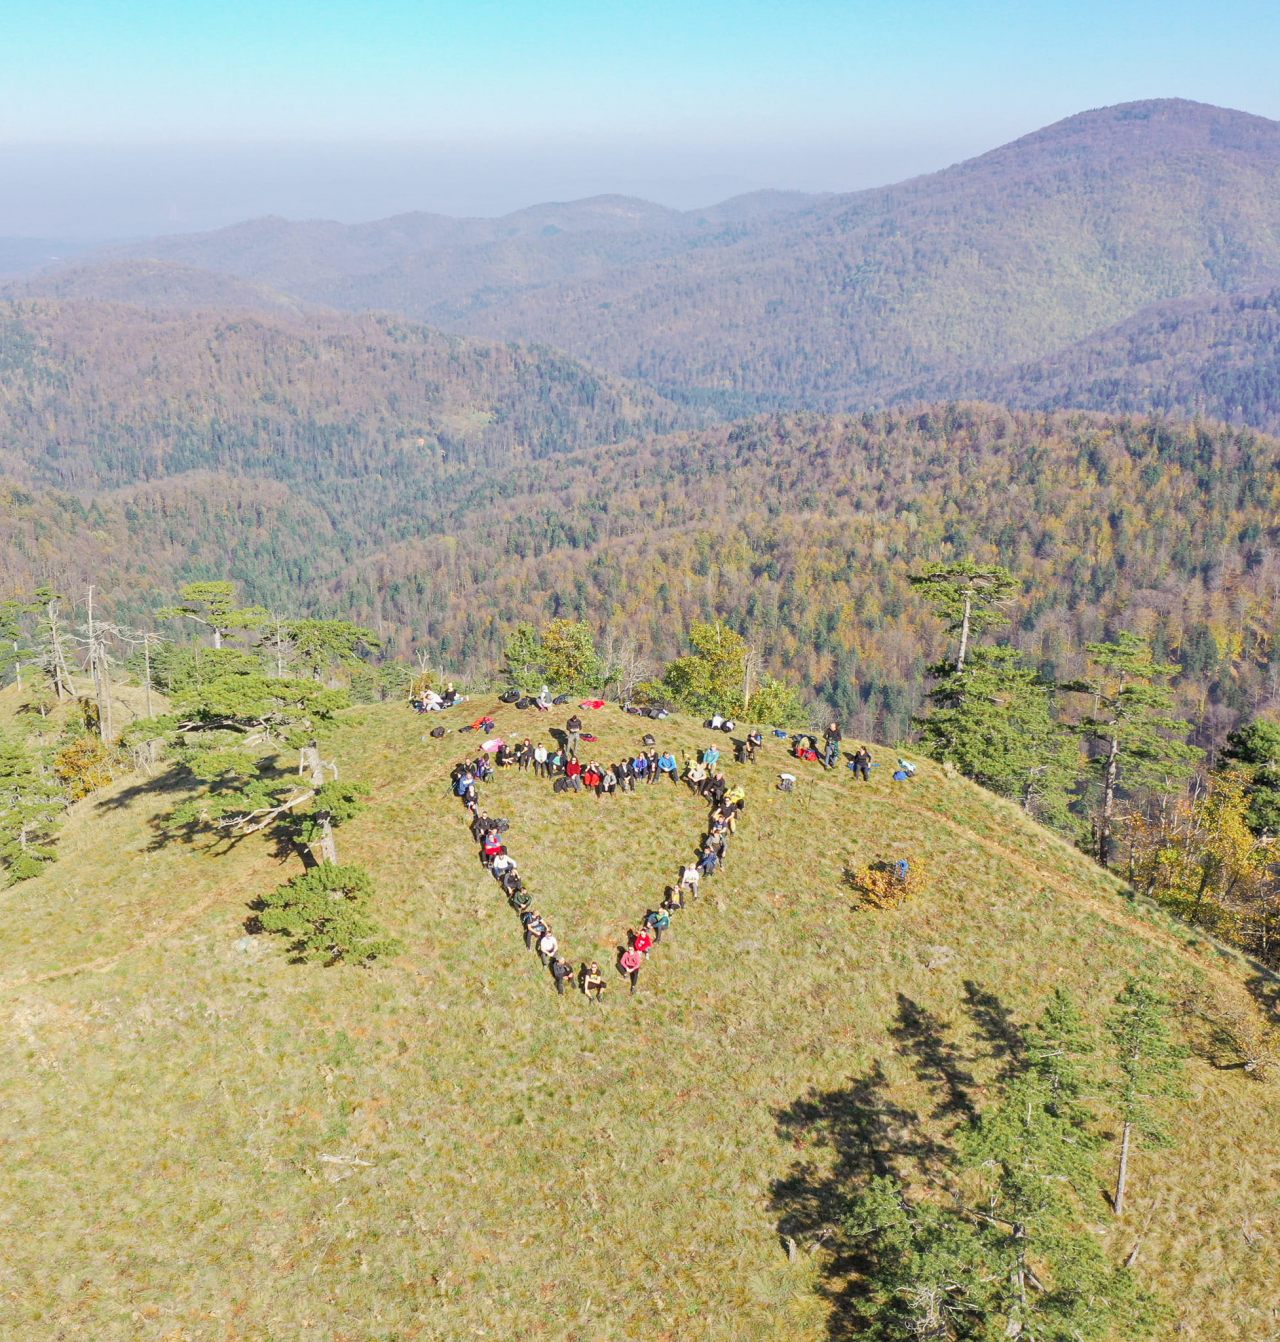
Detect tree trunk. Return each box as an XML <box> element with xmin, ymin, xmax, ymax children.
<box><xmin>12</xmin><ymin>641</ymin><xmax>21</xmax><ymax>690</ymax></box>
<box><xmin>86</xmin><ymin>587</ymin><xmax>112</xmax><ymax>743</ymax></box>
<box><xmin>316</xmin><ymin>815</ymin><xmax>338</xmax><ymax>866</ymax></box>
<box><xmin>956</xmin><ymin>593</ymin><xmax>973</xmax><ymax>672</ymax></box>
<box><xmin>1114</xmin><ymin>1119</ymin><xmax>1132</xmax><ymax>1216</ymax></box>
<box><xmin>1099</xmin><ymin>733</ymin><xmax>1120</xmax><ymax>867</ymax></box>
<box><xmin>143</xmin><ymin>640</ymin><xmax>154</xmax><ymax>719</ymax></box>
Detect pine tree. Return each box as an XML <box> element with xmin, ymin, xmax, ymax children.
<box><xmin>1105</xmin><ymin>977</ymin><xmax>1188</xmax><ymax>1217</ymax></box>
<box><xmin>1220</xmin><ymin>718</ymin><xmax>1280</xmax><ymax>836</ymax></box>
<box><xmin>257</xmin><ymin>863</ymin><xmax>402</xmax><ymax>965</ymax></box>
<box><xmin>917</xmin><ymin>645</ymin><xmax>1079</xmax><ymax>822</ymax></box>
<box><xmin>909</xmin><ymin>560</ymin><xmax>1019</xmax><ymax>672</ymax></box>
<box><xmin>1066</xmin><ymin>633</ymin><xmax>1201</xmax><ymax>867</ymax></box>
<box><xmin>0</xmin><ymin>732</ymin><xmax>63</xmax><ymax>884</ymax></box>
<box><xmin>1025</xmin><ymin>988</ymin><xmax>1095</xmax><ymax>1128</ymax></box>
<box><xmin>282</xmin><ymin>618</ymin><xmax>380</xmax><ymax>682</ymax></box>
<box><xmin>159</xmin><ymin>580</ymin><xmax>266</xmax><ymax>649</ymax></box>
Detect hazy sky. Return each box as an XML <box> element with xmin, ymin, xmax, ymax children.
<box><xmin>3</xmin><ymin>0</ymin><xmax>1278</xmax><ymax>238</ymax></box>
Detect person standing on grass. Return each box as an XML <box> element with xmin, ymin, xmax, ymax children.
<box><xmin>551</xmin><ymin>954</ymin><xmax>574</xmax><ymax>995</ymax></box>
<box><xmin>583</xmin><ymin>962</ymin><xmax>606</xmax><ymax>1002</ymax></box>
<box><xmin>538</xmin><ymin>926</ymin><xmax>558</xmax><ymax>967</ymax></box>
<box><xmin>565</xmin><ymin>714</ymin><xmax>583</xmax><ymax>760</ymax></box>
<box><xmin>619</xmin><ymin>944</ymin><xmax>643</xmax><ymax>995</ymax></box>
<box><xmin>746</xmin><ymin>729</ymin><xmax>763</xmax><ymax>762</ymax></box>
<box><xmin>823</xmin><ymin>721</ymin><xmax>842</xmax><ymax>770</ymax></box>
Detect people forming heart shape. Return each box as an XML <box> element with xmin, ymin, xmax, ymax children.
<box><xmin>448</xmin><ymin>716</ymin><xmax>747</xmax><ymax>1003</ymax></box>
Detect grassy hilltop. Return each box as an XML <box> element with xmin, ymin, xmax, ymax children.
<box><xmin>1</xmin><ymin>695</ymin><xmax>1277</xmax><ymax>1340</ymax></box>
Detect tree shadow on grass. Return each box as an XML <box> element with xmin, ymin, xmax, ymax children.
<box><xmin>962</xmin><ymin>978</ymin><xmax>1026</xmax><ymax>1083</ymax></box>
<box><xmin>770</xmin><ymin>1063</ymin><xmax>951</xmax><ymax>1341</ymax></box>
<box><xmin>890</xmin><ymin>992</ymin><xmax>977</xmax><ymax>1122</ymax></box>
<box><xmin>92</xmin><ymin>762</ymin><xmax>190</xmax><ymax>813</ymax></box>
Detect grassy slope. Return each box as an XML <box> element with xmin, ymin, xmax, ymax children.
<box><xmin>1</xmin><ymin>695</ymin><xmax>1277</xmax><ymax>1341</ymax></box>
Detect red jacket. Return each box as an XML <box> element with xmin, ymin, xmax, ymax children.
<box><xmin>632</xmin><ymin>930</ymin><xmax>653</xmax><ymax>955</ymax></box>
<box><xmin>566</xmin><ymin>760</ymin><xmax>582</xmax><ymax>778</ymax></box>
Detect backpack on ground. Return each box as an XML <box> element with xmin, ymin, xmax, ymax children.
<box><xmin>553</xmin><ymin>776</ymin><xmax>569</xmax><ymax>794</ymax></box>
<box><xmin>516</xmin><ymin>697</ymin><xmax>532</xmax><ymax>709</ymax></box>
<box><xmin>553</xmin><ymin>694</ymin><xmax>570</xmax><ymax>705</ymax></box>
<box><xmin>642</xmin><ymin>733</ymin><xmax>656</xmax><ymax>746</ymax></box>
<box><xmin>430</xmin><ymin>726</ymin><xmax>446</xmax><ymax>738</ymax></box>
<box><xmin>499</xmin><ymin>690</ymin><xmax>521</xmax><ymax>704</ymax></box>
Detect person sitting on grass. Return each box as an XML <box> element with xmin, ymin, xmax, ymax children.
<box><xmin>702</xmin><ymin>742</ymin><xmax>721</xmax><ymax>768</ymax></box>
<box><xmin>583</xmin><ymin>962</ymin><xmax>607</xmax><ymax>1003</ymax></box>
<box><xmin>551</xmin><ymin>954</ymin><xmax>574</xmax><ymax>995</ymax></box>
<box><xmin>522</xmin><ymin>908</ymin><xmax>546</xmax><ymax>949</ymax></box>
<box><xmin>851</xmin><ymin>746</ymin><xmax>872</xmax><ymax>781</ymax></box>
<box><xmin>582</xmin><ymin>761</ymin><xmax>602</xmax><ymax>796</ymax></box>
<box><xmin>685</xmin><ymin>757</ymin><xmax>708</xmax><ymax>794</ymax></box>
<box><xmin>535</xmin><ymin>685</ymin><xmax>553</xmax><ymax>711</ymax></box>
<box><xmin>482</xmin><ymin>831</ymin><xmax>505</xmax><ymax>867</ymax></box>
<box><xmin>645</xmin><ymin>748</ymin><xmax>660</xmax><ymax>783</ymax></box>
<box><xmin>657</xmin><ymin>750</ymin><xmax>679</xmax><ymax>783</ymax></box>
<box><xmin>619</xmin><ymin>945</ymin><xmax>643</xmax><ymax>995</ymax></box>
<box><xmin>632</xmin><ymin>751</ymin><xmax>649</xmax><ymax>785</ymax></box>
<box><xmin>643</xmin><ymin>906</ymin><xmax>671</xmax><ymax>943</ymax></box>
<box><xmin>538</xmin><ymin>925</ymin><xmax>558</xmax><ymax>967</ymax></box>
<box><xmin>697</xmin><ymin>845</ymin><xmax>720</xmax><ymax>879</ymax></box>
<box><xmin>566</xmin><ymin>757</ymin><xmax>583</xmax><ymax>792</ymax></box>
<box><xmin>680</xmin><ymin>861</ymin><xmax>701</xmax><ymax>900</ymax></box>
<box><xmin>705</xmin><ymin>771</ymin><xmax>728</xmax><ymax>806</ymax></box>
<box><xmin>631</xmin><ymin>925</ymin><xmax>654</xmax><ymax>957</ymax></box>
<box><xmin>491</xmin><ymin>850</ymin><xmax>516</xmax><ymax>880</ymax></box>
<box><xmin>602</xmin><ymin>764</ymin><xmax>618</xmax><ymax>797</ymax></box>
<box><xmin>616</xmin><ymin>758</ymin><xmax>635</xmax><ymax>792</ymax></box>
<box><xmin>533</xmin><ymin>742</ymin><xmax>549</xmax><ymax>776</ymax></box>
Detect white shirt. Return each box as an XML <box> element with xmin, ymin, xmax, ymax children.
<box><xmin>539</xmin><ymin>933</ymin><xmax>558</xmax><ymax>956</ymax></box>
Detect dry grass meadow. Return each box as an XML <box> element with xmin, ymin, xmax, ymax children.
<box><xmin>1</xmin><ymin>695</ymin><xmax>1278</xmax><ymax>1340</ymax></box>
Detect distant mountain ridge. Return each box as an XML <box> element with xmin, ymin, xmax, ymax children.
<box><xmin>12</xmin><ymin>98</ymin><xmax>1280</xmax><ymax>421</ymax></box>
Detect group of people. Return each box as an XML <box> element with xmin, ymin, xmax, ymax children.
<box><xmin>476</xmin><ymin>718</ymin><xmax>752</xmax><ymax>807</ymax></box>
<box><xmin>447</xmin><ymin>712</ymin><xmax>749</xmax><ymax>1000</ymax></box>
<box><xmin>411</xmin><ymin>682</ymin><xmax>464</xmax><ymax>713</ymax></box>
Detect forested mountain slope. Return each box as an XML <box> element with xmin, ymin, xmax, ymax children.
<box><xmin>965</xmin><ymin>284</ymin><xmax>1280</xmax><ymax>433</ymax></box>
<box><xmin>23</xmin><ymin>100</ymin><xmax>1280</xmax><ymax>415</ymax></box>
<box><xmin>0</xmin><ymin>299</ymin><xmax>690</xmax><ymax>492</ymax></box>
<box><xmin>5</xmin><ymin>399</ymin><xmax>1279</xmax><ymax>748</ymax></box>
<box><xmin>2</xmin><ymin>696</ymin><xmax>1276</xmax><ymax>1339</ymax></box>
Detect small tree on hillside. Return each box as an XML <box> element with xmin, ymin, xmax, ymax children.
<box><xmin>503</xmin><ymin>622</ymin><xmax>546</xmax><ymax>692</ymax></box>
<box><xmin>659</xmin><ymin>621</ymin><xmax>751</xmax><ymax>717</ymax></box>
<box><xmin>1025</xmin><ymin>988</ymin><xmax>1096</xmax><ymax>1127</ymax></box>
<box><xmin>0</xmin><ymin>732</ymin><xmax>63</xmax><ymax>884</ymax></box>
<box><xmin>1105</xmin><ymin>977</ymin><xmax>1187</xmax><ymax>1217</ymax></box>
<box><xmin>540</xmin><ymin>618</ymin><xmax>604</xmax><ymax>693</ymax></box>
<box><xmin>1066</xmin><ymin>633</ymin><xmax>1200</xmax><ymax>868</ymax></box>
<box><xmin>257</xmin><ymin>863</ymin><xmax>402</xmax><ymax>965</ymax></box>
<box><xmin>909</xmin><ymin>560</ymin><xmax>1019</xmax><ymax>672</ymax></box>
